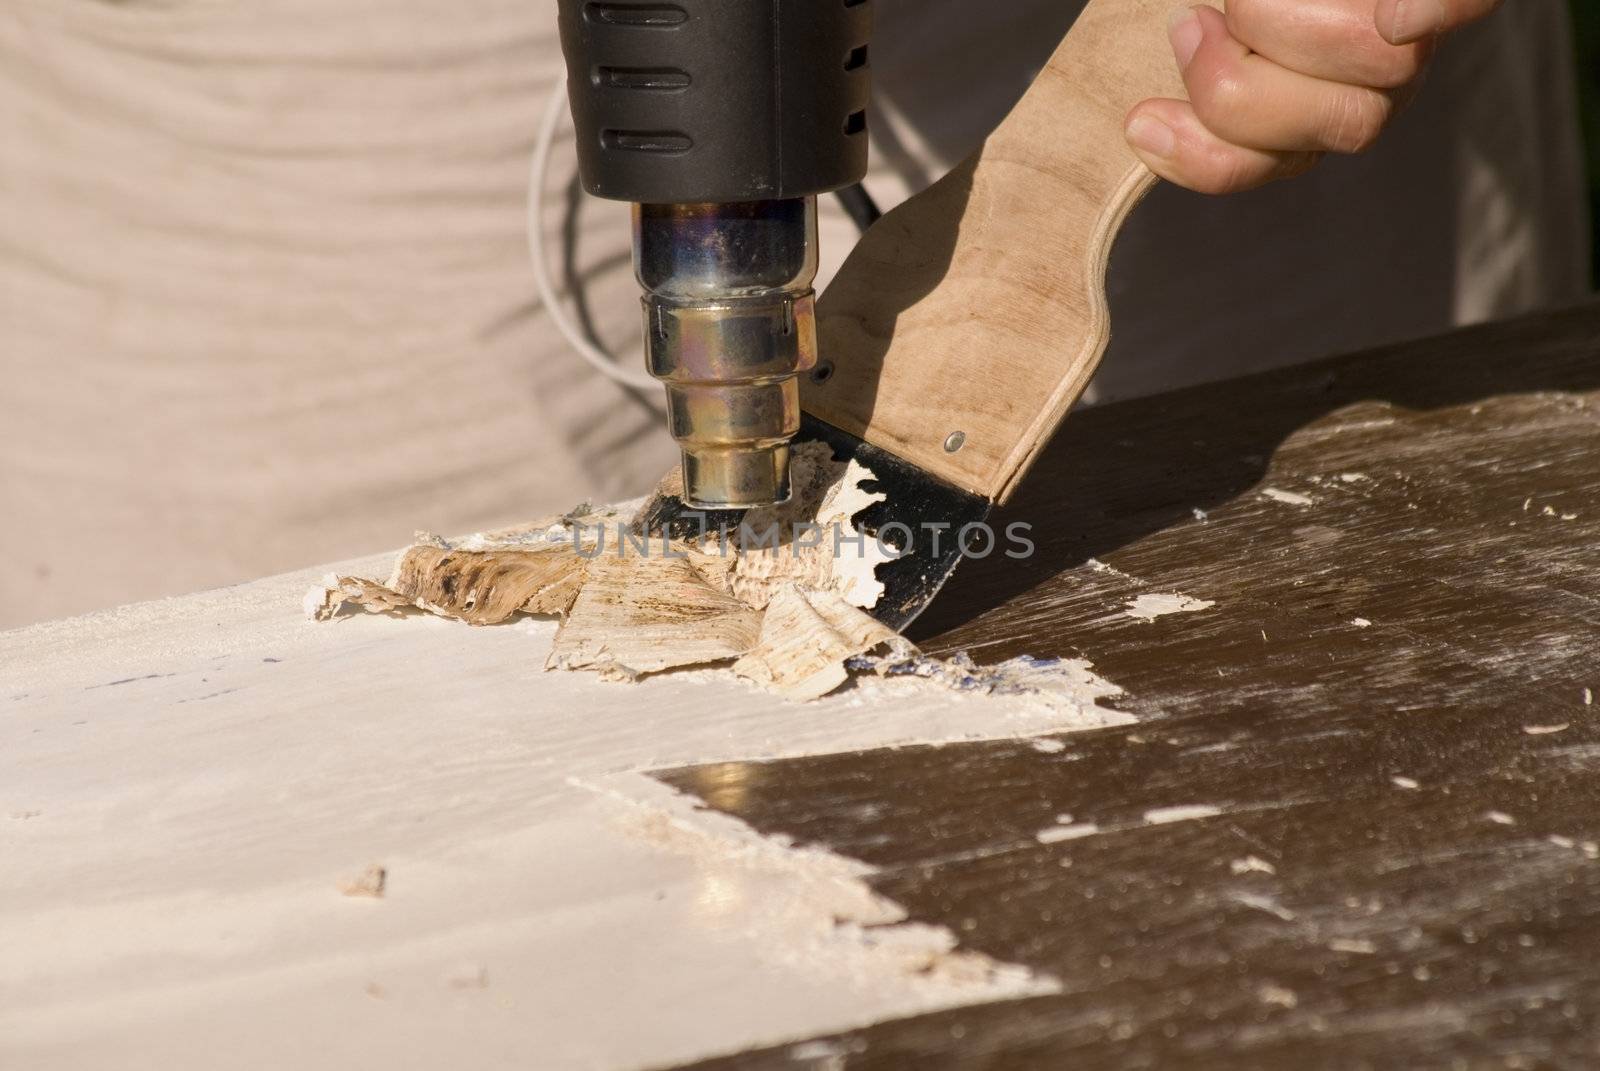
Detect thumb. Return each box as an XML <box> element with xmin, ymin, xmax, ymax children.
<box><xmin>1374</xmin><ymin>0</ymin><xmax>1503</xmax><ymax>45</ymax></box>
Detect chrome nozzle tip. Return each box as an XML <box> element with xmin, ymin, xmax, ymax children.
<box><xmin>681</xmin><ymin>445</ymin><xmax>791</xmax><ymax>509</ymax></box>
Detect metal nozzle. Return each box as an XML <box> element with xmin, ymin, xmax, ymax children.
<box><xmin>635</xmin><ymin>199</ymin><xmax>818</xmax><ymax>508</ymax></box>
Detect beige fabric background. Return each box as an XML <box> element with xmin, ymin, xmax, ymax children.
<box><xmin>0</xmin><ymin>0</ymin><xmax>1588</xmax><ymax>629</ymax></box>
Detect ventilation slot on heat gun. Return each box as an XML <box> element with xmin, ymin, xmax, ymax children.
<box><xmin>602</xmin><ymin>130</ymin><xmax>694</xmax><ymax>154</ymax></box>
<box><xmin>584</xmin><ymin>3</ymin><xmax>688</xmax><ymax>26</ymax></box>
<box><xmin>598</xmin><ymin>67</ymin><xmax>691</xmax><ymax>89</ymax></box>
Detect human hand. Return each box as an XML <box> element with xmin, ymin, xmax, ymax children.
<box><xmin>1124</xmin><ymin>0</ymin><xmax>1504</xmax><ymax>194</ymax></box>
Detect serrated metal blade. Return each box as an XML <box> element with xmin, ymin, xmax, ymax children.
<box><xmin>636</xmin><ymin>413</ymin><xmax>989</xmax><ymax>631</ymax></box>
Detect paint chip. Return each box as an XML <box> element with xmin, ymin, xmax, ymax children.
<box><xmin>729</xmin><ymin>585</ymin><xmax>903</xmax><ymax>701</ymax></box>
<box><xmin>1144</xmin><ymin>804</ymin><xmax>1222</xmax><ymax>825</ymax></box>
<box><xmin>1191</xmin><ymin>508</ymin><xmax>1208</xmax><ymax>522</ymax></box>
<box><xmin>1029</xmin><ymin>737</ymin><xmax>1067</xmax><ymax>754</ymax></box>
<box><xmin>1329</xmin><ymin>938</ymin><xmax>1377</xmax><ymax>955</ymax></box>
<box><xmin>1258</xmin><ymin>984</ymin><xmax>1298</xmax><ymax>1008</ymax></box>
<box><xmin>1124</xmin><ymin>593</ymin><xmax>1216</xmax><ymax>622</ymax></box>
<box><xmin>1391</xmin><ymin>776</ymin><xmax>1420</xmax><ymax>790</ymax></box>
<box><xmin>1036</xmin><ymin>823</ymin><xmax>1099</xmax><ymax>844</ymax></box>
<box><xmin>1262</xmin><ymin>488</ymin><xmax>1315</xmax><ymax>506</ymax></box>
<box><xmin>1351</xmin><ymin>617</ymin><xmax>1372</xmax><ymax>628</ymax></box>
<box><xmin>1339</xmin><ymin>473</ymin><xmax>1370</xmax><ymax>483</ymax></box>
<box><xmin>1084</xmin><ymin>557</ymin><xmax>1137</xmax><ymax>581</ymax></box>
<box><xmin>338</xmin><ymin>864</ymin><xmax>387</xmax><ymax>899</ymax></box>
<box><xmin>307</xmin><ymin>446</ymin><xmax>913</xmax><ymax>701</ymax></box>
<box><xmin>1523</xmin><ymin>723</ymin><xmax>1570</xmax><ymax>736</ymax></box>
<box><xmin>1230</xmin><ymin>856</ymin><xmax>1276</xmax><ymax>875</ymax></box>
<box><xmin>1231</xmin><ymin>892</ymin><xmax>1295</xmax><ymax>922</ymax></box>
<box><xmin>1484</xmin><ymin>811</ymin><xmax>1516</xmax><ymax>826</ymax></box>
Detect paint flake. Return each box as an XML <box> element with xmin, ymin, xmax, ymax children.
<box><xmin>1262</xmin><ymin>488</ymin><xmax>1315</xmax><ymax>506</ymax></box>
<box><xmin>1144</xmin><ymin>804</ymin><xmax>1222</xmax><ymax>825</ymax></box>
<box><xmin>851</xmin><ymin>652</ymin><xmax>1123</xmax><ymax>716</ymax></box>
<box><xmin>1230</xmin><ymin>856</ymin><xmax>1276</xmax><ymax>875</ymax></box>
<box><xmin>1329</xmin><ymin>938</ymin><xmax>1377</xmax><ymax>955</ymax></box>
<box><xmin>1036</xmin><ymin>823</ymin><xmax>1098</xmax><ymax>844</ymax></box>
<box><xmin>1231</xmin><ymin>892</ymin><xmax>1296</xmax><ymax>921</ymax></box>
<box><xmin>337</xmin><ymin>864</ymin><xmax>387</xmax><ymax>899</ymax></box>
<box><xmin>305</xmin><ymin>446</ymin><xmax>1121</xmax><ymax>710</ymax></box>
<box><xmin>731</xmin><ymin>585</ymin><xmax>910</xmax><ymax>702</ymax></box>
<box><xmin>1258</xmin><ymin>984</ymin><xmax>1298</xmax><ymax>1008</ymax></box>
<box><xmin>547</xmin><ymin>554</ymin><xmax>765</xmax><ymax>677</ymax></box>
<box><xmin>1124</xmin><ymin>593</ymin><xmax>1216</xmax><ymax>622</ymax></box>
<box><xmin>307</xmin><ymin>447</ymin><xmax>910</xmax><ymax>701</ymax></box>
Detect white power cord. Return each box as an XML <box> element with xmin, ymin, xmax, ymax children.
<box><xmin>527</xmin><ymin>74</ymin><xmax>659</xmax><ymax>392</ymax></box>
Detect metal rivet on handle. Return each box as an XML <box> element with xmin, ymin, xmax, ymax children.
<box><xmin>943</xmin><ymin>431</ymin><xmax>966</xmax><ymax>453</ymax></box>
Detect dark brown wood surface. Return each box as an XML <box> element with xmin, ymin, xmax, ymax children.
<box><xmin>661</xmin><ymin>300</ymin><xmax>1600</xmax><ymax>1070</ymax></box>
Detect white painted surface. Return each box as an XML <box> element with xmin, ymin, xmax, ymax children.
<box><xmin>2</xmin><ymin>557</ymin><xmax>1129</xmax><ymax>1070</ymax></box>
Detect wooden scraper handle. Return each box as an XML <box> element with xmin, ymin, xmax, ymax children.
<box><xmin>805</xmin><ymin>0</ymin><xmax>1217</xmax><ymax>504</ymax></box>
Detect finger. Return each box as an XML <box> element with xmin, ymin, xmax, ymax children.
<box><xmin>1226</xmin><ymin>0</ymin><xmax>1432</xmax><ymax>88</ymax></box>
<box><xmin>1174</xmin><ymin>5</ymin><xmax>1396</xmax><ymax>154</ymax></box>
<box><xmin>1374</xmin><ymin>0</ymin><xmax>1504</xmax><ymax>45</ymax></box>
<box><xmin>1125</xmin><ymin>97</ymin><xmax>1322</xmax><ymax>195</ymax></box>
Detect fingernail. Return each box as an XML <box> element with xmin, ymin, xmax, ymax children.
<box><xmin>1169</xmin><ymin>7</ymin><xmax>1203</xmax><ymax>69</ymax></box>
<box><xmin>1384</xmin><ymin>0</ymin><xmax>1445</xmax><ymax>44</ymax></box>
<box><xmin>1126</xmin><ymin>114</ymin><xmax>1177</xmax><ymax>159</ymax></box>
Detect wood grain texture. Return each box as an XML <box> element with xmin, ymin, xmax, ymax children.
<box><xmin>665</xmin><ymin>299</ymin><xmax>1600</xmax><ymax>1069</ymax></box>
<box><xmin>806</xmin><ymin>0</ymin><xmax>1211</xmax><ymax>502</ymax></box>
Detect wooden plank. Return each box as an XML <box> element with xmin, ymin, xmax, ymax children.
<box><xmin>8</xmin><ymin>301</ymin><xmax>1597</xmax><ymax>1068</ymax></box>
<box><xmin>0</xmin><ymin>559</ymin><xmax>1116</xmax><ymax>1069</ymax></box>
<box><xmin>662</xmin><ymin>299</ymin><xmax>1600</xmax><ymax>1068</ymax></box>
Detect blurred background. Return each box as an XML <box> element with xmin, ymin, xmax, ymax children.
<box><xmin>2</xmin><ymin>0</ymin><xmax>1597</xmax><ymax>631</ymax></box>
<box><xmin>1571</xmin><ymin>0</ymin><xmax>1600</xmax><ymax>282</ymax></box>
